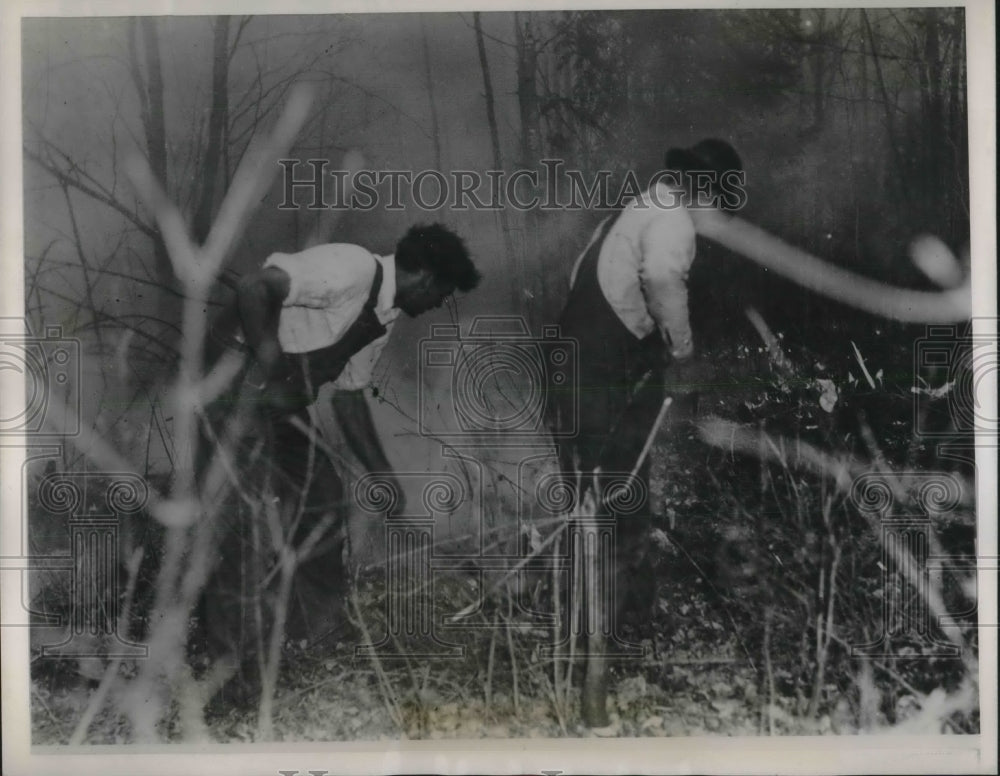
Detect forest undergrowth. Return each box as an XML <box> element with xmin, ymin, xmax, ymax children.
<box><xmin>30</xmin><ymin>325</ymin><xmax>980</xmax><ymax>742</ymax></box>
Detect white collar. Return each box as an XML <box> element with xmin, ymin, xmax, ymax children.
<box><xmin>375</xmin><ymin>253</ymin><xmax>398</xmax><ymax>317</ymax></box>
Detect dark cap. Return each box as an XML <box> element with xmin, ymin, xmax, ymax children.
<box><xmin>665</xmin><ymin>138</ymin><xmax>743</xmax><ymax>179</ymax></box>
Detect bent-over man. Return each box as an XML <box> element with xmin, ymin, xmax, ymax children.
<box><xmin>205</xmin><ymin>223</ymin><xmax>480</xmax><ymax>701</ymax></box>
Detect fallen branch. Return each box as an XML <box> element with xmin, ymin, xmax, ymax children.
<box><xmin>694</xmin><ymin>211</ymin><xmax>971</xmax><ymax>323</ymax></box>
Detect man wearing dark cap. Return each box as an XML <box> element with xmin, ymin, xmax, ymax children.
<box><xmin>547</xmin><ymin>139</ymin><xmax>743</xmax><ymax>726</ymax></box>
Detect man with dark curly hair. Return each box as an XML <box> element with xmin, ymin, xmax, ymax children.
<box><xmin>205</xmin><ymin>223</ymin><xmax>480</xmax><ymax>700</ymax></box>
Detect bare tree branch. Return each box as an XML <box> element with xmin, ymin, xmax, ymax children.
<box><xmin>23</xmin><ymin>146</ymin><xmax>157</xmax><ymax>241</ymax></box>
<box><xmin>695</xmin><ymin>210</ymin><xmax>971</xmax><ymax>323</ymax></box>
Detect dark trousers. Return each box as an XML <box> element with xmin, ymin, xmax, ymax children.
<box><xmin>203</xmin><ymin>407</ymin><xmax>348</xmax><ymax>690</ymax></box>
<box><xmin>201</xmin><ymin>272</ymin><xmax>385</xmax><ymax>702</ymax></box>
<box><xmin>549</xmin><ymin>214</ymin><xmax>667</xmax><ymax>620</ymax></box>
<box><xmin>555</xmin><ymin>371</ymin><xmax>664</xmax><ymax>615</ymax></box>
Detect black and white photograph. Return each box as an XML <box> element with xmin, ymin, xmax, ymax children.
<box><xmin>1</xmin><ymin>1</ymin><xmax>996</xmax><ymax>774</ymax></box>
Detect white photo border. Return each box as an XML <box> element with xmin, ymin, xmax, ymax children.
<box><xmin>2</xmin><ymin>1</ymin><xmax>995</xmax><ymax>774</ymax></box>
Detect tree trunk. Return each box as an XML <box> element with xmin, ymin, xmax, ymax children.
<box><xmin>811</xmin><ymin>9</ymin><xmax>826</xmax><ymax>131</ymax></box>
<box><xmin>515</xmin><ymin>12</ymin><xmax>542</xmax><ymax>167</ymax></box>
<box><xmin>128</xmin><ymin>18</ymin><xmax>180</xmax><ymax>356</ymax></box>
<box><xmin>421</xmin><ymin>15</ymin><xmax>444</xmax><ymax>171</ymax></box>
<box><xmin>945</xmin><ymin>11</ymin><xmax>968</xmax><ymax>235</ymax></box>
<box><xmin>129</xmin><ymin>19</ymin><xmax>172</xmax><ymax>290</ymax></box>
<box><xmin>473</xmin><ymin>13</ymin><xmax>523</xmax><ymax>314</ymax></box>
<box><xmin>861</xmin><ymin>10</ymin><xmax>909</xmax><ymax>208</ymax></box>
<box><xmin>514</xmin><ymin>12</ymin><xmax>544</xmax><ymax>321</ymax></box>
<box><xmin>139</xmin><ymin>19</ymin><xmax>169</xmax><ymax>200</ymax></box>
<box><xmin>193</xmin><ymin>16</ymin><xmax>231</xmax><ymax>244</ymax></box>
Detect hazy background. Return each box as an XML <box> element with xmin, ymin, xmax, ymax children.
<box><xmin>21</xmin><ymin>9</ymin><xmax>969</xmax><ymax>556</ymax></box>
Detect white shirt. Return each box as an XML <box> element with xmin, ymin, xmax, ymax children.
<box><xmin>263</xmin><ymin>244</ymin><xmax>400</xmax><ymax>391</ymax></box>
<box><xmin>570</xmin><ymin>182</ymin><xmax>697</xmax><ymax>360</ymax></box>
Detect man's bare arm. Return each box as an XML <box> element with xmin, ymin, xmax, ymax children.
<box><xmin>237</xmin><ymin>266</ymin><xmax>291</xmax><ymax>368</ymax></box>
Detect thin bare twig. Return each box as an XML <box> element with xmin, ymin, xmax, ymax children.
<box><xmin>348</xmin><ymin>588</ymin><xmax>404</xmax><ymax>730</ymax></box>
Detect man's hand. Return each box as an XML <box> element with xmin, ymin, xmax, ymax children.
<box><xmin>237</xmin><ymin>266</ymin><xmax>290</xmax><ymax>369</ymax></box>
<box><xmin>254</xmin><ymin>338</ymin><xmax>283</xmax><ymax>373</ymax></box>
<box><xmin>244</xmin><ymin>358</ymin><xmax>271</xmax><ymax>390</ymax></box>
